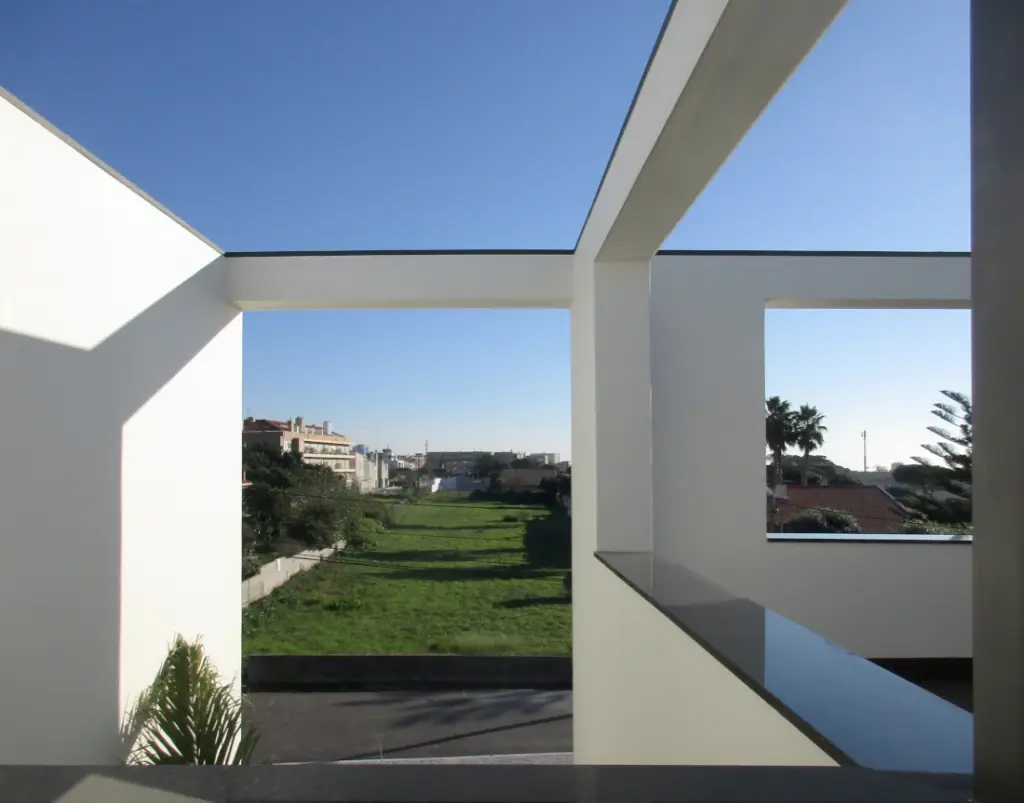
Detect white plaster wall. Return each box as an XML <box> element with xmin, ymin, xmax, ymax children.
<box><xmin>573</xmin><ymin>559</ymin><xmax>837</xmax><ymax>766</ymax></box>
<box><xmin>651</xmin><ymin>254</ymin><xmax>972</xmax><ymax>659</ymax></box>
<box><xmin>0</xmin><ymin>92</ymin><xmax>240</xmax><ymax>763</ymax></box>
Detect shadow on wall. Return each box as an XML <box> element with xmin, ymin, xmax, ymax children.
<box><xmin>0</xmin><ymin>262</ymin><xmax>238</xmax><ymax>763</ymax></box>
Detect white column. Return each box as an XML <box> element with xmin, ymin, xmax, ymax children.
<box><xmin>651</xmin><ymin>261</ymin><xmax>765</xmax><ymax>578</ymax></box>
<box><xmin>571</xmin><ymin>258</ymin><xmax>653</xmax><ymax>761</ymax></box>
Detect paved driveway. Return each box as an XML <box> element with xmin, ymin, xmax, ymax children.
<box><xmin>246</xmin><ymin>689</ymin><xmax>572</xmax><ymax>764</ymax></box>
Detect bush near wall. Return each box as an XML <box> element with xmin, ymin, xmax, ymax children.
<box><xmin>785</xmin><ymin>507</ymin><xmax>862</xmax><ymax>534</ymax></box>
<box><xmin>522</xmin><ymin>508</ymin><xmax>571</xmax><ymax>569</ymax></box>
<box><xmin>900</xmin><ymin>519</ymin><xmax>973</xmax><ymax>538</ymax></box>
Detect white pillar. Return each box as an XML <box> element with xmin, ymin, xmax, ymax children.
<box><xmin>571</xmin><ymin>258</ymin><xmax>653</xmax><ymax>761</ymax></box>
<box><xmin>651</xmin><ymin>261</ymin><xmax>765</xmax><ymax>578</ymax></box>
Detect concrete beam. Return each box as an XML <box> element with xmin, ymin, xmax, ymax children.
<box><xmin>655</xmin><ymin>251</ymin><xmax>971</xmax><ymax>309</ymax></box>
<box><xmin>576</xmin><ymin>0</ymin><xmax>847</xmax><ymax>264</ymax></box>
<box><xmin>223</xmin><ymin>252</ymin><xmax>573</xmax><ymax>311</ymax></box>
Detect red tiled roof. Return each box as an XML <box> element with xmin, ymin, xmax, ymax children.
<box><xmin>771</xmin><ymin>485</ymin><xmax>906</xmax><ymax>534</ymax></box>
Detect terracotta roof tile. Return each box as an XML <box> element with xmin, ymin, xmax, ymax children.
<box><xmin>771</xmin><ymin>485</ymin><xmax>905</xmax><ymax>534</ymax></box>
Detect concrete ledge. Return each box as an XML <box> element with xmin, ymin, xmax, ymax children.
<box><xmin>244</xmin><ymin>655</ymin><xmax>572</xmax><ymax>692</ymax></box>
<box><xmin>0</xmin><ymin>765</ymin><xmax>972</xmax><ymax>803</ymax></box>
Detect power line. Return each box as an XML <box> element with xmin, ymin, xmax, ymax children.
<box><xmin>246</xmin><ymin>478</ymin><xmax>961</xmax><ymax>533</ymax></box>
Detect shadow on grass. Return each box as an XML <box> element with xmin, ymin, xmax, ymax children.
<box><xmin>391</xmin><ymin>523</ymin><xmax>524</xmax><ymax>532</ymax></box>
<box><xmin>496</xmin><ymin>596</ymin><xmax>571</xmax><ymax>609</ymax></box>
<box><xmin>379</xmin><ymin>564</ymin><xmax>560</xmax><ymax>582</ymax></box>
<box><xmin>359</xmin><ymin>547</ymin><xmax>523</xmax><ymax>564</ymax></box>
<box><xmin>523</xmin><ymin>509</ymin><xmax>571</xmax><ymax>570</ymax></box>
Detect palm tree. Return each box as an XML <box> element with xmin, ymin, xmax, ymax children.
<box><xmin>121</xmin><ymin>635</ymin><xmax>258</xmax><ymax>765</ymax></box>
<box><xmin>793</xmin><ymin>405</ymin><xmax>827</xmax><ymax>485</ymax></box>
<box><xmin>765</xmin><ymin>396</ymin><xmax>797</xmax><ymax>489</ymax></box>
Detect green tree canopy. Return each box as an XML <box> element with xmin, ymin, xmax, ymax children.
<box><xmin>902</xmin><ymin>390</ymin><xmax>972</xmax><ymax>525</ymax></box>
<box><xmin>792</xmin><ymin>405</ymin><xmax>828</xmax><ymax>486</ymax></box>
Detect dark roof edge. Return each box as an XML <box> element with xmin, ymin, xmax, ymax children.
<box><xmin>573</xmin><ymin>0</ymin><xmax>680</xmax><ymax>252</ymax></box>
<box><xmin>1</xmin><ymin>86</ymin><xmax>222</xmax><ymax>254</ymax></box>
<box><xmin>224</xmin><ymin>249</ymin><xmax>576</xmax><ymax>257</ymax></box>
<box><xmin>223</xmin><ymin>248</ymin><xmax>970</xmax><ymax>258</ymax></box>
<box><xmin>657</xmin><ymin>249</ymin><xmax>970</xmax><ymax>257</ymax></box>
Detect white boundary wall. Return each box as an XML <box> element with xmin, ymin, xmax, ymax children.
<box><xmin>242</xmin><ymin>542</ymin><xmax>344</xmax><ymax>607</ymax></box>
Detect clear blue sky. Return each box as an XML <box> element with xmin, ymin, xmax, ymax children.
<box><xmin>1</xmin><ymin>0</ymin><xmax>970</xmax><ymax>468</ymax></box>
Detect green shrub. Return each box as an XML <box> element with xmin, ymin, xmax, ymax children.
<box><xmin>361</xmin><ymin>500</ymin><xmax>397</xmax><ymax>529</ymax></box>
<box><xmin>342</xmin><ymin>518</ymin><xmax>378</xmax><ymax>552</ymax></box>
<box><xmin>900</xmin><ymin>519</ymin><xmax>973</xmax><ymax>538</ymax></box>
<box><xmin>785</xmin><ymin>507</ymin><xmax>862</xmax><ymax>534</ymax></box>
<box><xmin>522</xmin><ymin>509</ymin><xmax>571</xmax><ymax>569</ymax></box>
<box><xmin>242</xmin><ymin>552</ymin><xmax>263</xmax><ymax>580</ymax></box>
<box><xmin>121</xmin><ymin>635</ymin><xmax>258</xmax><ymax>765</ymax></box>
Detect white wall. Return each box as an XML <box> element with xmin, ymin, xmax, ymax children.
<box><xmin>0</xmin><ymin>91</ymin><xmax>241</xmax><ymax>763</ymax></box>
<box><xmin>651</xmin><ymin>253</ymin><xmax>972</xmax><ymax>659</ymax></box>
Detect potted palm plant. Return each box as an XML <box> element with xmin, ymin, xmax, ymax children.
<box><xmin>120</xmin><ymin>634</ymin><xmax>259</xmax><ymax>765</ymax></box>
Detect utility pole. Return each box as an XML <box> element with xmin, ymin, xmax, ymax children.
<box><xmin>861</xmin><ymin>430</ymin><xmax>867</xmax><ymax>472</ymax></box>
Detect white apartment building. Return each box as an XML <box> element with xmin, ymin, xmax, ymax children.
<box><xmin>242</xmin><ymin>416</ymin><xmax>356</xmax><ymax>478</ymax></box>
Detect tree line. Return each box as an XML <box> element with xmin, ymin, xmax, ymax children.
<box><xmin>765</xmin><ymin>397</ymin><xmax>828</xmax><ymax>488</ymax></box>
<box><xmin>242</xmin><ymin>442</ymin><xmax>386</xmax><ymax>577</ymax></box>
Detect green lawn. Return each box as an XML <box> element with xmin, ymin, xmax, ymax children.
<box><xmin>242</xmin><ymin>498</ymin><xmax>572</xmax><ymax>656</ymax></box>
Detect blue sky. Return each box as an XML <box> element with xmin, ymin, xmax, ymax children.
<box><xmin>2</xmin><ymin>1</ymin><xmax>970</xmax><ymax>468</ymax></box>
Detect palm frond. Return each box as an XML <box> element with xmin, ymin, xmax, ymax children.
<box><xmin>124</xmin><ymin>634</ymin><xmax>258</xmax><ymax>765</ymax></box>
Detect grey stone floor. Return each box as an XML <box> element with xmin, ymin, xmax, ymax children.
<box><xmin>246</xmin><ymin>689</ymin><xmax>572</xmax><ymax>765</ymax></box>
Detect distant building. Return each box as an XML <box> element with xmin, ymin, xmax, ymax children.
<box><xmin>242</xmin><ymin>416</ymin><xmax>355</xmax><ymax>478</ymax></box>
<box><xmin>527</xmin><ymin>452</ymin><xmax>560</xmax><ymax>466</ymax></box>
<box><xmin>353</xmin><ymin>450</ymin><xmax>391</xmax><ymax>493</ymax></box>
<box><xmin>425</xmin><ymin>451</ymin><xmax>520</xmax><ymax>475</ymax></box>
<box><xmin>436</xmin><ymin>475</ymin><xmax>483</xmax><ymax>493</ymax></box>
<box><xmin>500</xmin><ymin>466</ymin><xmax>559</xmax><ymax>491</ymax></box>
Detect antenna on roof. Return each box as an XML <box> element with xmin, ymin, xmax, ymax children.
<box><xmin>861</xmin><ymin>430</ymin><xmax>868</xmax><ymax>473</ymax></box>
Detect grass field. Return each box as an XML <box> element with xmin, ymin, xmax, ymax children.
<box><xmin>242</xmin><ymin>498</ymin><xmax>572</xmax><ymax>656</ymax></box>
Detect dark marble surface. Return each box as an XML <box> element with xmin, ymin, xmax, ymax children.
<box><xmin>595</xmin><ymin>551</ymin><xmax>973</xmax><ymax>775</ymax></box>
<box><xmin>0</xmin><ymin>765</ymin><xmax>971</xmax><ymax>803</ymax></box>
